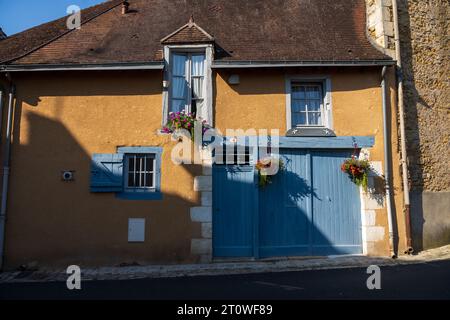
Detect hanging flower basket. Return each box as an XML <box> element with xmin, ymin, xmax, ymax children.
<box><xmin>341</xmin><ymin>157</ymin><xmax>371</xmax><ymax>191</ymax></box>
<box><xmin>255</xmin><ymin>156</ymin><xmax>284</xmax><ymax>188</ymax></box>
<box><xmin>162</xmin><ymin>111</ymin><xmax>211</xmax><ymax>141</ymax></box>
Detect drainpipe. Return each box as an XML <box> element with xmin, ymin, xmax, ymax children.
<box><xmin>392</xmin><ymin>0</ymin><xmax>413</xmax><ymax>254</ymax></box>
<box><xmin>0</xmin><ymin>83</ymin><xmax>15</xmax><ymax>270</ymax></box>
<box><xmin>0</xmin><ymin>88</ymin><xmax>3</xmax><ymax>135</ymax></box>
<box><xmin>381</xmin><ymin>66</ymin><xmax>397</xmax><ymax>259</ymax></box>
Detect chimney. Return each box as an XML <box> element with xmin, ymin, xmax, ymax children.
<box><xmin>0</xmin><ymin>28</ymin><xmax>7</xmax><ymax>40</ymax></box>
<box><xmin>122</xmin><ymin>1</ymin><xmax>130</xmax><ymax>15</ymax></box>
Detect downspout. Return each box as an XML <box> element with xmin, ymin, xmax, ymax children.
<box><xmin>381</xmin><ymin>66</ymin><xmax>397</xmax><ymax>259</ymax></box>
<box><xmin>0</xmin><ymin>88</ymin><xmax>3</xmax><ymax>137</ymax></box>
<box><xmin>392</xmin><ymin>0</ymin><xmax>414</xmax><ymax>254</ymax></box>
<box><xmin>0</xmin><ymin>83</ymin><xmax>15</xmax><ymax>270</ymax></box>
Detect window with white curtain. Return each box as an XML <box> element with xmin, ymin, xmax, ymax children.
<box><xmin>290</xmin><ymin>82</ymin><xmax>325</xmax><ymax>127</ymax></box>
<box><xmin>170</xmin><ymin>52</ymin><xmax>205</xmax><ymax>116</ymax></box>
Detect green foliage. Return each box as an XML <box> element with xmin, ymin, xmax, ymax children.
<box><xmin>341</xmin><ymin>157</ymin><xmax>371</xmax><ymax>191</ymax></box>
<box><xmin>256</xmin><ymin>157</ymin><xmax>284</xmax><ymax>188</ymax></box>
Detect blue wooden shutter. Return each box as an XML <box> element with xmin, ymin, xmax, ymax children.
<box><xmin>90</xmin><ymin>153</ymin><xmax>124</xmax><ymax>192</ymax></box>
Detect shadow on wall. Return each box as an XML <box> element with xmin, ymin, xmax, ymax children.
<box><xmin>398</xmin><ymin>0</ymin><xmax>428</xmax><ymax>252</ymax></box>
<box><xmin>3</xmin><ymin>75</ymin><xmax>206</xmax><ymax>269</ymax></box>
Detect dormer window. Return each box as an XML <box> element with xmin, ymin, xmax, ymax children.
<box><xmin>161</xmin><ymin>17</ymin><xmax>215</xmax><ymax>126</ymax></box>
<box><xmin>170</xmin><ymin>52</ymin><xmax>206</xmax><ymax>116</ymax></box>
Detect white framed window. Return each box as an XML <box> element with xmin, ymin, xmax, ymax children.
<box><xmin>124</xmin><ymin>154</ymin><xmax>156</xmax><ymax>192</ymax></box>
<box><xmin>291</xmin><ymin>83</ymin><xmax>324</xmax><ymax>126</ymax></box>
<box><xmin>286</xmin><ymin>76</ymin><xmax>333</xmax><ymax>130</ymax></box>
<box><xmin>162</xmin><ymin>44</ymin><xmax>214</xmax><ymax>126</ymax></box>
<box><xmin>170</xmin><ymin>52</ymin><xmax>205</xmax><ymax>115</ymax></box>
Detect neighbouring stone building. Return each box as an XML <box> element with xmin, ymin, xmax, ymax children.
<box><xmin>367</xmin><ymin>0</ymin><xmax>449</xmax><ymax>250</ymax></box>
<box><xmin>399</xmin><ymin>0</ymin><xmax>450</xmax><ymax>250</ymax></box>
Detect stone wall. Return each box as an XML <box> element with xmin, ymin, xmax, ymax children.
<box><xmin>398</xmin><ymin>0</ymin><xmax>449</xmax><ymax>192</ymax></box>
<box><xmin>366</xmin><ymin>0</ymin><xmax>449</xmax><ymax>192</ymax></box>
<box><xmin>398</xmin><ymin>0</ymin><xmax>449</xmax><ymax>250</ymax></box>
<box><xmin>190</xmin><ymin>148</ymin><xmax>213</xmax><ymax>263</ymax></box>
<box><xmin>366</xmin><ymin>0</ymin><xmax>450</xmax><ymax>251</ymax></box>
<box><xmin>366</xmin><ymin>0</ymin><xmax>395</xmax><ymax>53</ymax></box>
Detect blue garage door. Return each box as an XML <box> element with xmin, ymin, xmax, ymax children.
<box><xmin>212</xmin><ymin>165</ymin><xmax>256</xmax><ymax>257</ymax></box>
<box><xmin>213</xmin><ymin>149</ymin><xmax>362</xmax><ymax>258</ymax></box>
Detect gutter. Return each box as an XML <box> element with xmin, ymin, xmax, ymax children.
<box><xmin>0</xmin><ymin>81</ymin><xmax>15</xmax><ymax>270</ymax></box>
<box><xmin>381</xmin><ymin>66</ymin><xmax>397</xmax><ymax>259</ymax></box>
<box><xmin>392</xmin><ymin>0</ymin><xmax>413</xmax><ymax>254</ymax></box>
<box><xmin>0</xmin><ymin>60</ymin><xmax>395</xmax><ymax>72</ymax></box>
<box><xmin>212</xmin><ymin>60</ymin><xmax>396</xmax><ymax>68</ymax></box>
<box><xmin>0</xmin><ymin>86</ymin><xmax>4</xmax><ymax>270</ymax></box>
<box><xmin>0</xmin><ymin>62</ymin><xmax>164</xmax><ymax>72</ymax></box>
<box><xmin>0</xmin><ymin>87</ymin><xmax>3</xmax><ymax>137</ymax></box>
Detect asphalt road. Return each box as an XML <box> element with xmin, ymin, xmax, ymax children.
<box><xmin>1</xmin><ymin>260</ymin><xmax>449</xmax><ymax>300</ymax></box>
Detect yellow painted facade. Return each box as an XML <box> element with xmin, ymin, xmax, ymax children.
<box><xmin>1</xmin><ymin>67</ymin><xmax>406</xmax><ymax>269</ymax></box>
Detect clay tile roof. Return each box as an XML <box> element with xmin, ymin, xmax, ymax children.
<box><xmin>0</xmin><ymin>0</ymin><xmax>392</xmax><ymax>66</ymax></box>
<box><xmin>0</xmin><ymin>0</ymin><xmax>123</xmax><ymax>64</ymax></box>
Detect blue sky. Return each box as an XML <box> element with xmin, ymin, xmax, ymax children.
<box><xmin>0</xmin><ymin>0</ymin><xmax>105</xmax><ymax>36</ymax></box>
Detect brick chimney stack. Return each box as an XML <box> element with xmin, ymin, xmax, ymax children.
<box><xmin>122</xmin><ymin>1</ymin><xmax>130</xmax><ymax>15</ymax></box>
<box><xmin>0</xmin><ymin>28</ymin><xmax>7</xmax><ymax>40</ymax></box>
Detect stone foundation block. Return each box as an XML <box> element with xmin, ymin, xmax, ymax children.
<box><xmin>191</xmin><ymin>239</ymin><xmax>212</xmax><ymax>255</ymax></box>
<box><xmin>190</xmin><ymin>207</ymin><xmax>212</xmax><ymax>222</ymax></box>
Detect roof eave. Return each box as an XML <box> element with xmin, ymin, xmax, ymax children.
<box><xmin>0</xmin><ymin>62</ymin><xmax>165</xmax><ymax>72</ymax></box>
<box><xmin>212</xmin><ymin>60</ymin><xmax>396</xmax><ymax>68</ymax></box>
<box><xmin>0</xmin><ymin>59</ymin><xmax>396</xmax><ymax>72</ymax></box>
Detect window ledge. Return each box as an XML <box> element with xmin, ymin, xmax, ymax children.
<box><xmin>116</xmin><ymin>192</ymin><xmax>163</xmax><ymax>201</ymax></box>
<box><xmin>286</xmin><ymin>126</ymin><xmax>336</xmax><ymax>137</ymax></box>
<box><xmin>156</xmin><ymin>129</ymin><xmax>171</xmax><ymax>136</ymax></box>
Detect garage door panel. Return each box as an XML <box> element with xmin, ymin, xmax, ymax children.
<box><xmin>259</xmin><ymin>150</ymin><xmax>311</xmax><ymax>257</ymax></box>
<box><xmin>311</xmin><ymin>245</ymin><xmax>363</xmax><ymax>256</ymax></box>
<box><xmin>312</xmin><ymin>151</ymin><xmax>362</xmax><ymax>253</ymax></box>
<box><xmin>259</xmin><ymin>206</ymin><xmax>310</xmax><ymax>255</ymax></box>
<box><xmin>213</xmin><ymin>166</ymin><xmax>255</xmax><ymax>257</ymax></box>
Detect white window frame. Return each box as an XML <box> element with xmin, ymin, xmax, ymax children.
<box><xmin>285</xmin><ymin>75</ymin><xmax>333</xmax><ymax>130</ymax></box>
<box><xmin>162</xmin><ymin>44</ymin><xmax>214</xmax><ymax>126</ymax></box>
<box><xmin>170</xmin><ymin>52</ymin><xmax>206</xmax><ymax>115</ymax></box>
<box><xmin>124</xmin><ymin>153</ymin><xmax>156</xmax><ymax>193</ymax></box>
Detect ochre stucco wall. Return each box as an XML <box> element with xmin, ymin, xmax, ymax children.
<box><xmin>4</xmin><ymin>71</ymin><xmax>202</xmax><ymax>268</ymax></box>
<box><xmin>2</xmin><ymin>67</ymin><xmax>406</xmax><ymax>268</ymax></box>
